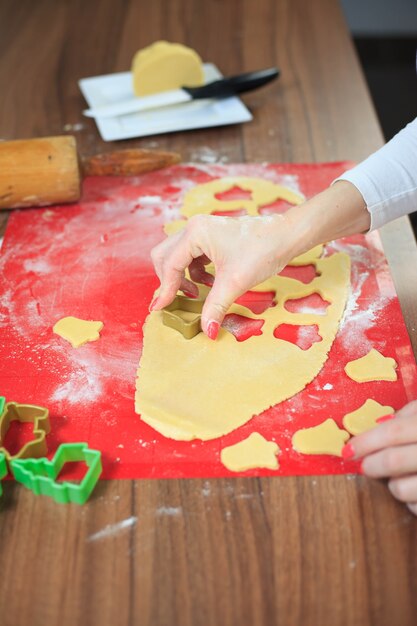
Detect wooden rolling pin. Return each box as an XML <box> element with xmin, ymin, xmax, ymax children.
<box><xmin>0</xmin><ymin>135</ymin><xmax>181</xmax><ymax>210</ymax></box>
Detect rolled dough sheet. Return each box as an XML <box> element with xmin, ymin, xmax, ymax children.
<box><xmin>342</xmin><ymin>398</ymin><xmax>394</xmax><ymax>435</ymax></box>
<box><xmin>292</xmin><ymin>418</ymin><xmax>350</xmax><ymax>457</ymax></box>
<box><xmin>53</xmin><ymin>316</ymin><xmax>103</xmax><ymax>348</ymax></box>
<box><xmin>220</xmin><ymin>432</ymin><xmax>280</xmax><ymax>471</ymax></box>
<box><xmin>135</xmin><ymin>177</ymin><xmax>351</xmax><ymax>441</ymax></box>
<box><xmin>344</xmin><ymin>348</ymin><xmax>398</xmax><ymax>382</ymax></box>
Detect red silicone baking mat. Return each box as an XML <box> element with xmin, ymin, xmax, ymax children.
<box><xmin>0</xmin><ymin>163</ymin><xmax>416</xmax><ymax>479</ymax></box>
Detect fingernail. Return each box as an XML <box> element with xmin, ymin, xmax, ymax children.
<box><xmin>149</xmin><ymin>297</ymin><xmax>159</xmax><ymax>312</ymax></box>
<box><xmin>376</xmin><ymin>413</ymin><xmax>395</xmax><ymax>424</ymax></box>
<box><xmin>207</xmin><ymin>321</ymin><xmax>220</xmax><ymax>340</ymax></box>
<box><xmin>342</xmin><ymin>442</ymin><xmax>356</xmax><ymax>461</ymax></box>
<box><xmin>183</xmin><ymin>290</ymin><xmax>198</xmax><ymax>299</ymax></box>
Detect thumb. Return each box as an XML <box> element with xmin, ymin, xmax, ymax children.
<box><xmin>201</xmin><ymin>271</ymin><xmax>244</xmax><ymax>340</ymax></box>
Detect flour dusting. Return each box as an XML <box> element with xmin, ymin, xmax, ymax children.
<box><xmin>87</xmin><ymin>516</ymin><xmax>138</xmax><ymax>542</ymax></box>
<box><xmin>23</xmin><ymin>258</ymin><xmax>53</xmax><ymax>274</ymax></box>
<box><xmin>156</xmin><ymin>506</ymin><xmax>182</xmax><ymax>516</ymax></box>
<box><xmin>51</xmin><ymin>364</ymin><xmax>103</xmax><ymax>404</ymax></box>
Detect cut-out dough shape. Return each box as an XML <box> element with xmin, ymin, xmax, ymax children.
<box><xmin>53</xmin><ymin>316</ymin><xmax>104</xmax><ymax>348</ymax></box>
<box><xmin>136</xmin><ymin>177</ymin><xmax>350</xmax><ymax>441</ymax></box>
<box><xmin>220</xmin><ymin>433</ymin><xmax>280</xmax><ymax>472</ymax></box>
<box><xmin>292</xmin><ymin>418</ymin><xmax>350</xmax><ymax>457</ymax></box>
<box><xmin>235</xmin><ymin>290</ymin><xmax>276</xmax><ymax>314</ymax></box>
<box><xmin>273</xmin><ymin>323</ymin><xmax>322</xmax><ymax>351</ymax></box>
<box><xmin>278</xmin><ymin>264</ymin><xmax>318</xmax><ymax>284</ymax></box>
<box><xmin>222</xmin><ymin>314</ymin><xmax>265</xmax><ymax>342</ymax></box>
<box><xmin>342</xmin><ymin>399</ymin><xmax>394</xmax><ymax>435</ymax></box>
<box><xmin>344</xmin><ymin>349</ymin><xmax>398</xmax><ymax>382</ymax></box>
<box><xmin>284</xmin><ymin>293</ymin><xmax>330</xmax><ymax>315</ymax></box>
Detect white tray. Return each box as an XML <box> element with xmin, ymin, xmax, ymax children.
<box><xmin>79</xmin><ymin>63</ymin><xmax>253</xmax><ymax>142</ymax></box>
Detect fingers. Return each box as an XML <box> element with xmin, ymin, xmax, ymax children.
<box><xmin>361</xmin><ymin>443</ymin><xmax>417</xmax><ymax>478</ymax></box>
<box><xmin>388</xmin><ymin>475</ymin><xmax>417</xmax><ymax>504</ymax></box>
<box><xmin>200</xmin><ymin>269</ymin><xmax>246</xmax><ymax>338</ymax></box>
<box><xmin>347</xmin><ymin>401</ymin><xmax>417</xmax><ymax>515</ymax></box>
<box><xmin>407</xmin><ymin>503</ymin><xmax>417</xmax><ymax>516</ymax></box>
<box><xmin>348</xmin><ymin>401</ymin><xmax>417</xmax><ymax>459</ymax></box>
<box><xmin>150</xmin><ymin>230</ymin><xmax>201</xmax><ymax>310</ymax></box>
<box><xmin>151</xmin><ymin>230</ymin><xmax>183</xmax><ymax>281</ymax></box>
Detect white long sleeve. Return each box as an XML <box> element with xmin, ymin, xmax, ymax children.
<box><xmin>335</xmin><ymin>117</ymin><xmax>417</xmax><ymax>230</ymax></box>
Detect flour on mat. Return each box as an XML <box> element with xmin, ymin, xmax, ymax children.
<box><xmin>334</xmin><ymin>239</ymin><xmax>392</xmax><ymax>352</ymax></box>
<box><xmin>23</xmin><ymin>258</ymin><xmax>53</xmax><ymax>274</ymax></box>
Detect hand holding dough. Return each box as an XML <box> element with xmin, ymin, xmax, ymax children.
<box><xmin>343</xmin><ymin>399</ymin><xmax>394</xmax><ymax>435</ymax></box>
<box><xmin>137</xmin><ymin>177</ymin><xmax>351</xmax><ymax>441</ymax></box>
<box><xmin>344</xmin><ymin>348</ymin><xmax>398</xmax><ymax>382</ymax></box>
<box><xmin>151</xmin><ymin>177</ymin><xmax>305</xmax><ymax>336</ymax></box>
<box><xmin>53</xmin><ymin>316</ymin><xmax>104</xmax><ymax>348</ymax></box>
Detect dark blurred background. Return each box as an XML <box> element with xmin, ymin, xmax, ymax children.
<box><xmin>341</xmin><ymin>0</ymin><xmax>417</xmax><ymax>235</ymax></box>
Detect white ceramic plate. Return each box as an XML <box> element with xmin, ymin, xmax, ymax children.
<box><xmin>79</xmin><ymin>63</ymin><xmax>253</xmax><ymax>142</ymax></box>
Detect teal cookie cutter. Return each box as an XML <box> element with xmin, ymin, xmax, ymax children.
<box><xmin>10</xmin><ymin>443</ymin><xmax>102</xmax><ymax>505</ymax></box>
<box><xmin>0</xmin><ymin>452</ymin><xmax>7</xmax><ymax>497</ymax></box>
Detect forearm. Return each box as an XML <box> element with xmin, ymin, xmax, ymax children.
<box><xmin>280</xmin><ymin>117</ymin><xmax>417</xmax><ymax>260</ymax></box>
<box><xmin>279</xmin><ymin>180</ymin><xmax>370</xmax><ymax>259</ymax></box>
<box><xmin>336</xmin><ymin>117</ymin><xmax>417</xmax><ymax>230</ymax></box>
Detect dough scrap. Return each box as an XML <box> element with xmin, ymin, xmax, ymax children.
<box><xmin>344</xmin><ymin>349</ymin><xmax>398</xmax><ymax>382</ymax></box>
<box><xmin>292</xmin><ymin>418</ymin><xmax>350</xmax><ymax>457</ymax></box>
<box><xmin>342</xmin><ymin>399</ymin><xmax>394</xmax><ymax>435</ymax></box>
<box><xmin>136</xmin><ymin>177</ymin><xmax>351</xmax><ymax>441</ymax></box>
<box><xmin>53</xmin><ymin>316</ymin><xmax>103</xmax><ymax>348</ymax></box>
<box><xmin>131</xmin><ymin>41</ymin><xmax>204</xmax><ymax>96</ymax></box>
<box><xmin>220</xmin><ymin>432</ymin><xmax>280</xmax><ymax>472</ymax></box>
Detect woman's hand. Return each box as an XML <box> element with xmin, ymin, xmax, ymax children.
<box><xmin>150</xmin><ymin>213</ymin><xmax>303</xmax><ymax>338</ymax></box>
<box><xmin>343</xmin><ymin>400</ymin><xmax>417</xmax><ymax>515</ymax></box>
<box><xmin>149</xmin><ymin>180</ymin><xmax>369</xmax><ymax>339</ymax></box>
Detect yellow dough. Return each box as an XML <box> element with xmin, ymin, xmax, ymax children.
<box><xmin>220</xmin><ymin>433</ymin><xmax>280</xmax><ymax>472</ymax></box>
<box><xmin>292</xmin><ymin>418</ymin><xmax>350</xmax><ymax>457</ymax></box>
<box><xmin>135</xmin><ymin>177</ymin><xmax>351</xmax><ymax>441</ymax></box>
<box><xmin>344</xmin><ymin>348</ymin><xmax>398</xmax><ymax>382</ymax></box>
<box><xmin>131</xmin><ymin>41</ymin><xmax>204</xmax><ymax>96</ymax></box>
<box><xmin>342</xmin><ymin>399</ymin><xmax>394</xmax><ymax>435</ymax></box>
<box><xmin>182</xmin><ymin>176</ymin><xmax>303</xmax><ymax>217</ymax></box>
<box><xmin>164</xmin><ymin>176</ymin><xmax>307</xmax><ymax>235</ymax></box>
<box><xmin>53</xmin><ymin>316</ymin><xmax>103</xmax><ymax>348</ymax></box>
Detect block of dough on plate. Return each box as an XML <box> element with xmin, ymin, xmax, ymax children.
<box><xmin>131</xmin><ymin>40</ymin><xmax>204</xmax><ymax>96</ymax></box>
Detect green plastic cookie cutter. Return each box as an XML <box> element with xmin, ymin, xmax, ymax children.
<box><xmin>0</xmin><ymin>397</ymin><xmax>5</xmax><ymax>415</ymax></box>
<box><xmin>0</xmin><ymin>452</ymin><xmax>7</xmax><ymax>497</ymax></box>
<box><xmin>10</xmin><ymin>443</ymin><xmax>102</xmax><ymax>505</ymax></box>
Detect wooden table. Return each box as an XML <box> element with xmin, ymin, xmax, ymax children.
<box><xmin>1</xmin><ymin>1</ymin><xmax>416</xmax><ymax>624</ymax></box>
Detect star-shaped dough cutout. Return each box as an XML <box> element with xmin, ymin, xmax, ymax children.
<box><xmin>343</xmin><ymin>399</ymin><xmax>394</xmax><ymax>435</ymax></box>
<box><xmin>220</xmin><ymin>432</ymin><xmax>280</xmax><ymax>472</ymax></box>
<box><xmin>292</xmin><ymin>418</ymin><xmax>350</xmax><ymax>457</ymax></box>
<box><xmin>344</xmin><ymin>349</ymin><xmax>398</xmax><ymax>382</ymax></box>
<box><xmin>53</xmin><ymin>316</ymin><xmax>104</xmax><ymax>348</ymax></box>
